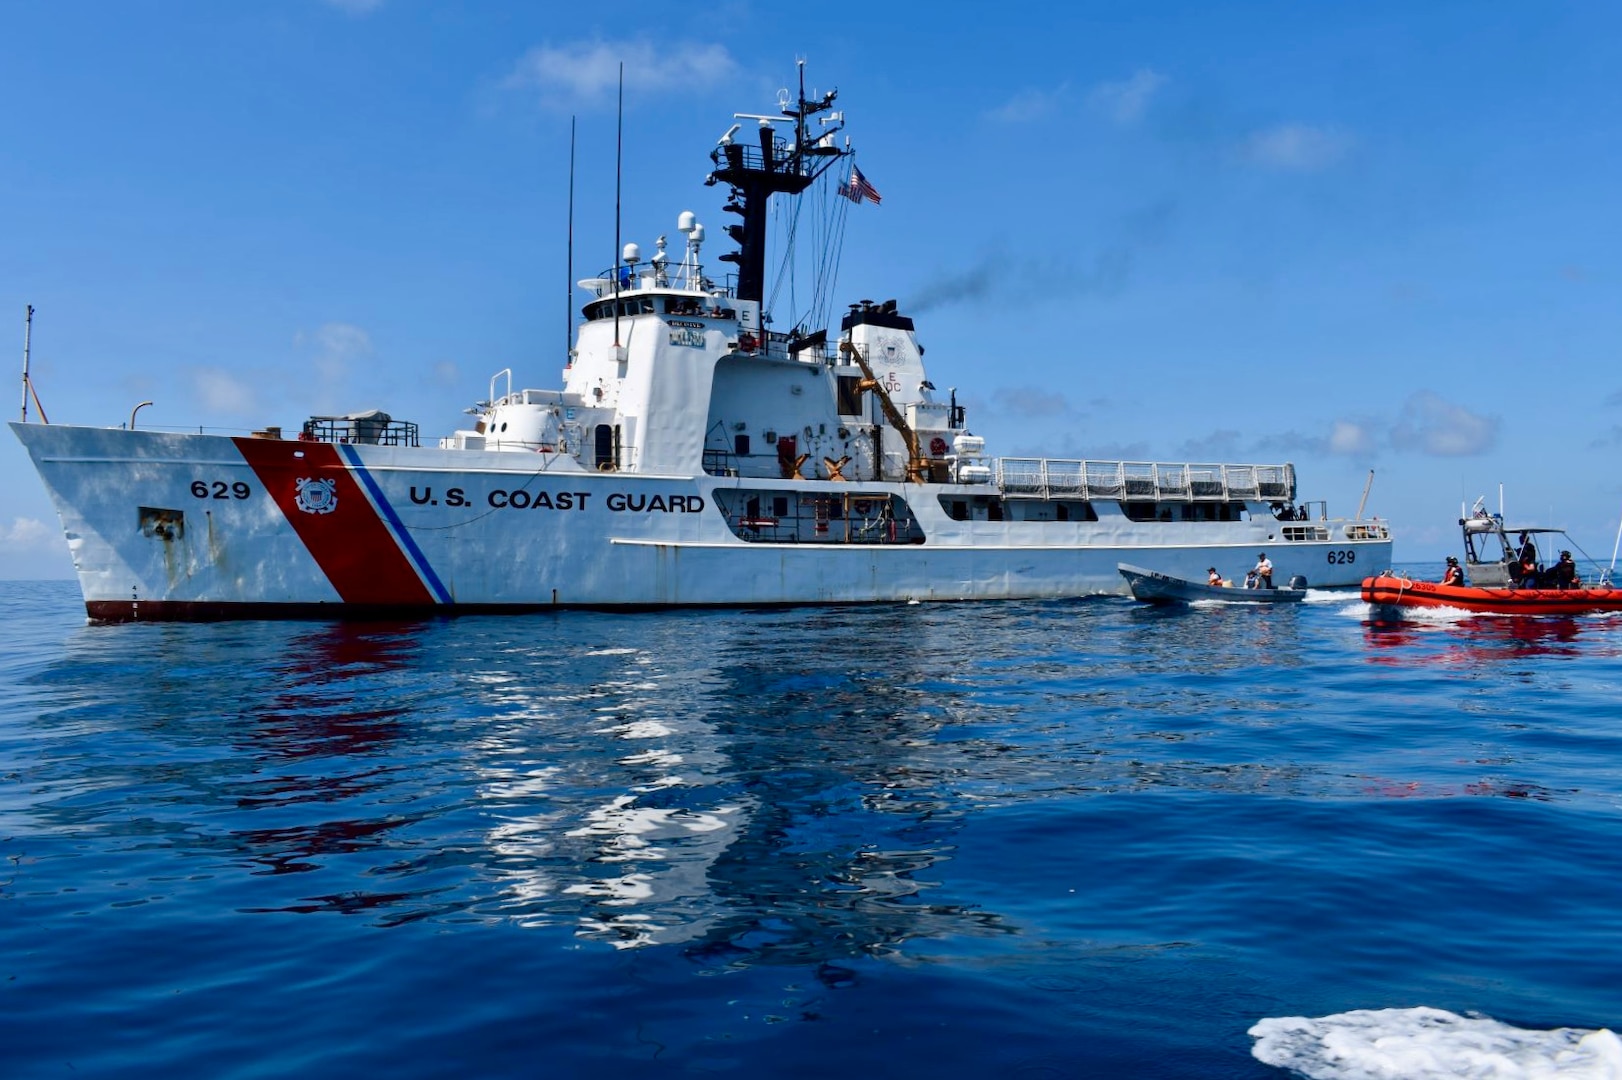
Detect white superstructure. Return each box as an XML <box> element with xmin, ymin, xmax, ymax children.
<box><xmin>12</xmin><ymin>65</ymin><xmax>1391</xmax><ymax>621</ymax></box>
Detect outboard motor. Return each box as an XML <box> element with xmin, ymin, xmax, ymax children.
<box><xmin>1288</xmin><ymin>574</ymin><xmax>1308</xmax><ymax>590</ymax></box>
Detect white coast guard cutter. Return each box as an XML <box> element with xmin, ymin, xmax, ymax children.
<box><xmin>12</xmin><ymin>65</ymin><xmax>1392</xmax><ymax>621</ymax></box>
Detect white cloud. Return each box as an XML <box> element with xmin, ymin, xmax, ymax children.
<box><xmin>313</xmin><ymin>321</ymin><xmax>373</xmax><ymax>360</ymax></box>
<box><xmin>505</xmin><ymin>39</ymin><xmax>735</xmax><ymax>109</ymax></box>
<box><xmin>1590</xmin><ymin>425</ymin><xmax>1622</xmax><ymax>449</ymax></box>
<box><xmin>1239</xmin><ymin>123</ymin><xmax>1353</xmax><ymax>172</ymax></box>
<box><xmin>193</xmin><ymin>367</ymin><xmax>259</xmax><ymax>416</ymax></box>
<box><xmin>1328</xmin><ymin>420</ymin><xmax>1375</xmax><ymax>455</ymax></box>
<box><xmin>1177</xmin><ymin>429</ymin><xmax>1245</xmax><ymax>460</ymax></box>
<box><xmin>1068</xmin><ymin>439</ymin><xmax>1153</xmax><ymax>461</ymax></box>
<box><xmin>1087</xmin><ymin>69</ymin><xmax>1166</xmax><ymax>126</ymax></box>
<box><xmin>991</xmin><ymin>386</ymin><xmax>1072</xmax><ymax>418</ymax></box>
<box><xmin>296</xmin><ymin>321</ymin><xmax>373</xmax><ymax>388</ymax></box>
<box><xmin>1</xmin><ymin>517</ymin><xmax>55</xmax><ymax>551</ymax></box>
<box><xmin>986</xmin><ymin>84</ymin><xmax>1069</xmax><ymax>124</ymax></box>
<box><xmin>288</xmin><ymin>322</ymin><xmax>375</xmax><ymax>415</ymax></box>
<box><xmin>1390</xmin><ymin>391</ymin><xmax>1498</xmax><ymax>456</ymax></box>
<box><xmin>433</xmin><ymin>360</ymin><xmax>461</xmax><ymax>386</ymax></box>
<box><xmin>1253</xmin><ymin>400</ymin><xmax>1491</xmax><ymax>460</ymax></box>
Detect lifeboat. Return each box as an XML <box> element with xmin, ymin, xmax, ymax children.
<box><xmin>1361</xmin><ymin>574</ymin><xmax>1622</xmax><ymax>617</ymax></box>
<box><xmin>1363</xmin><ymin>496</ymin><xmax>1622</xmax><ymax>619</ymax></box>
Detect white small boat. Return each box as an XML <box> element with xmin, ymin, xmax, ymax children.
<box><xmin>1118</xmin><ymin>563</ymin><xmax>1306</xmax><ymax>605</ymax></box>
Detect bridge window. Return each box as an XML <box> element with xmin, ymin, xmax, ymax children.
<box><xmin>715</xmin><ymin>490</ymin><xmax>926</xmax><ymax>544</ymax></box>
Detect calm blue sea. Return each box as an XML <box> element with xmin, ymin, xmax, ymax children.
<box><xmin>3</xmin><ymin>571</ymin><xmax>1621</xmax><ymax>1079</ymax></box>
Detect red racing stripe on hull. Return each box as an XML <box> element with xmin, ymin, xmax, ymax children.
<box><xmin>233</xmin><ymin>438</ymin><xmax>435</xmax><ymax>606</ymax></box>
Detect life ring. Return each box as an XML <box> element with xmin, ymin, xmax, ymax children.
<box><xmin>929</xmin><ymin>436</ymin><xmax>948</xmax><ymax>456</ymax></box>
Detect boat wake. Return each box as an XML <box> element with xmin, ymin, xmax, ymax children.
<box><xmin>1358</xmin><ymin>601</ymin><xmax>1474</xmax><ymax>625</ymax></box>
<box><xmin>1250</xmin><ymin>1007</ymin><xmax>1622</xmax><ymax>1079</ymax></box>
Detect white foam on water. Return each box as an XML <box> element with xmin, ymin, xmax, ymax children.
<box><xmin>1353</xmin><ymin>600</ymin><xmax>1475</xmax><ymax>625</ymax></box>
<box><xmin>1396</xmin><ymin>604</ymin><xmax>1476</xmax><ymax>625</ymax></box>
<box><xmin>1250</xmin><ymin>1007</ymin><xmax>1622</xmax><ymax>1079</ymax></box>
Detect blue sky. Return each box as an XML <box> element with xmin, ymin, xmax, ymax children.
<box><xmin>4</xmin><ymin>1</ymin><xmax>1620</xmax><ymax>577</ymax></box>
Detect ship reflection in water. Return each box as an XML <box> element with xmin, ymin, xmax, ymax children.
<box><xmin>1362</xmin><ymin>610</ymin><xmax>1615</xmax><ymax>662</ymax></box>
<box><xmin>8</xmin><ymin>578</ymin><xmax>1622</xmax><ymax>1076</ymax></box>
<box><xmin>22</xmin><ymin>592</ymin><xmax>1486</xmax><ymax>965</ymax></box>
<box><xmin>464</xmin><ymin>606</ymin><xmax>1015</xmax><ymax>959</ymax></box>
<box><xmin>26</xmin><ymin>606</ymin><xmax>1021</xmax><ymax>957</ymax></box>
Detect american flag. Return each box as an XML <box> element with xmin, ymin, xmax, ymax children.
<box><xmin>839</xmin><ymin>165</ymin><xmax>882</xmax><ymax>205</ymax></box>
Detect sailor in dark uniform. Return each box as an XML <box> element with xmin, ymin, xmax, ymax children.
<box><xmin>1510</xmin><ymin>532</ymin><xmax>1539</xmax><ymax>586</ymax></box>
<box><xmin>1548</xmin><ymin>550</ymin><xmax>1581</xmax><ymax>590</ymax></box>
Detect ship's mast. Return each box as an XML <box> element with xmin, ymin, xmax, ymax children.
<box><xmin>708</xmin><ymin>62</ymin><xmax>846</xmax><ymax>305</ymax></box>
<box><xmin>20</xmin><ymin>304</ymin><xmax>32</xmax><ymax>423</ymax></box>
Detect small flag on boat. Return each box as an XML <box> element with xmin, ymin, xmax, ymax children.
<box><xmin>839</xmin><ymin>165</ymin><xmax>882</xmax><ymax>205</ymax></box>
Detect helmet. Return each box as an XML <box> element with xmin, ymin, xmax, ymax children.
<box><xmin>1446</xmin><ymin>556</ymin><xmax>1458</xmax><ymax>564</ymax></box>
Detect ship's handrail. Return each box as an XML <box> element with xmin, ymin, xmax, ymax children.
<box><xmin>995</xmin><ymin>458</ymin><xmax>1296</xmax><ymax>502</ymax></box>
<box><xmin>760</xmin><ymin>331</ymin><xmax>839</xmax><ymax>364</ymax></box>
<box><xmin>588</xmin><ymin>265</ymin><xmax>729</xmax><ymax>298</ymax></box>
<box><xmin>1280</xmin><ymin>523</ymin><xmax>1392</xmax><ymax>542</ymax></box>
<box><xmin>710</xmin><ymin>137</ymin><xmax>809</xmax><ymax>180</ymax></box>
<box><xmin>300</xmin><ymin>416</ymin><xmax>421</xmax><ymax>447</ymax></box>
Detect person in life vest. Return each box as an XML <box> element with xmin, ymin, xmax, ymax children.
<box><xmin>1509</xmin><ymin>532</ymin><xmax>1540</xmax><ymax>586</ymax></box>
<box><xmin>1252</xmin><ymin>552</ymin><xmax>1274</xmax><ymax>589</ymax></box>
<box><xmin>1208</xmin><ymin>567</ymin><xmax>1224</xmax><ymax>587</ymax></box>
<box><xmin>1517</xmin><ymin>532</ymin><xmax>1537</xmax><ymax>566</ymax></box>
<box><xmin>1548</xmin><ymin>550</ymin><xmax>1581</xmax><ymax>590</ymax></box>
<box><xmin>1441</xmin><ymin>555</ymin><xmax>1465</xmax><ymax>586</ymax></box>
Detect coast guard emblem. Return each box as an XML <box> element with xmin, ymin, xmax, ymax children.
<box><xmin>294</xmin><ymin>477</ymin><xmax>338</xmax><ymax>515</ymax></box>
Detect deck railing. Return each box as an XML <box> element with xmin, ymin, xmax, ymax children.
<box><xmin>995</xmin><ymin>459</ymin><xmax>1296</xmax><ymax>502</ymax></box>
<box><xmin>300</xmin><ymin>416</ymin><xmax>420</xmax><ymax>447</ymax></box>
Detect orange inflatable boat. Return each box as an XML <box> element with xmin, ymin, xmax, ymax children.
<box><xmin>1361</xmin><ymin>574</ymin><xmax>1622</xmax><ymax>617</ymax></box>
<box><xmin>1365</xmin><ymin>501</ymin><xmax>1620</xmax><ymax>618</ymax></box>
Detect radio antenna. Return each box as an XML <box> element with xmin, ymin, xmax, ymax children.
<box><xmin>20</xmin><ymin>304</ymin><xmax>32</xmax><ymax>423</ymax></box>
<box><xmin>566</xmin><ymin>115</ymin><xmax>576</xmax><ymax>368</ymax></box>
<box><xmin>613</xmin><ymin>61</ymin><xmax>623</xmax><ymax>350</ymax></box>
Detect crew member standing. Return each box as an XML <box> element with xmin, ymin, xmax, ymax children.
<box><xmin>1252</xmin><ymin>552</ymin><xmax>1274</xmax><ymax>589</ymax></box>
<box><xmin>1514</xmin><ymin>532</ymin><xmax>1540</xmax><ymax>586</ymax></box>
<box><xmin>1441</xmin><ymin>556</ymin><xmax>1465</xmax><ymax>586</ymax></box>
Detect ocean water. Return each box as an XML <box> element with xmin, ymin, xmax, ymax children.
<box><xmin>2</xmin><ymin>572</ymin><xmax>1621</xmax><ymax>1079</ymax></box>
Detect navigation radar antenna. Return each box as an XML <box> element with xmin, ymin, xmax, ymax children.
<box><xmin>707</xmin><ymin>63</ymin><xmax>850</xmax><ymax>304</ymax></box>
<box><xmin>676</xmin><ymin>212</ymin><xmax>704</xmax><ymax>287</ymax></box>
<box><xmin>652</xmin><ymin>235</ymin><xmax>668</xmax><ymax>286</ymax></box>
